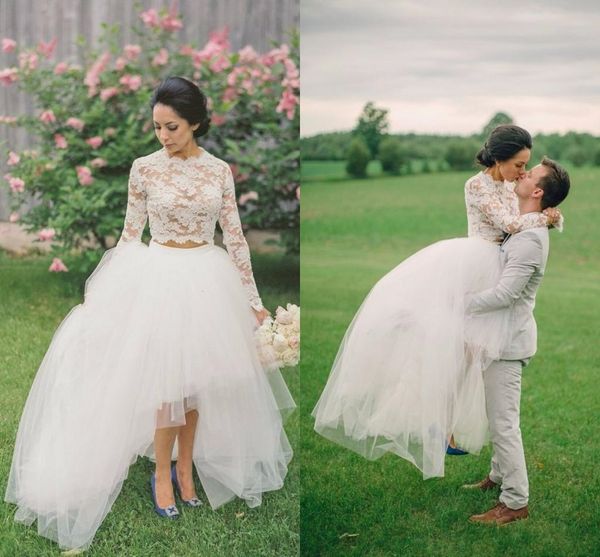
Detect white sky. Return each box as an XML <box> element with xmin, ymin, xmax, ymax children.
<box><xmin>301</xmin><ymin>0</ymin><xmax>600</xmax><ymax>136</ymax></box>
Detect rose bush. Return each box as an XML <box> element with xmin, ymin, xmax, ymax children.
<box><xmin>1</xmin><ymin>3</ymin><xmax>299</xmax><ymax>272</ymax></box>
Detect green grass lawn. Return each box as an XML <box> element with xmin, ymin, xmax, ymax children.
<box><xmin>301</xmin><ymin>160</ymin><xmax>442</xmax><ymax>182</ymax></box>
<box><xmin>300</xmin><ymin>168</ymin><xmax>600</xmax><ymax>556</ymax></box>
<box><xmin>0</xmin><ymin>251</ymin><xmax>299</xmax><ymax>556</ymax></box>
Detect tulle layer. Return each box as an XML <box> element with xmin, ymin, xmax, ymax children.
<box><xmin>313</xmin><ymin>237</ymin><xmax>508</xmax><ymax>478</ymax></box>
<box><xmin>5</xmin><ymin>240</ymin><xmax>294</xmax><ymax>550</ymax></box>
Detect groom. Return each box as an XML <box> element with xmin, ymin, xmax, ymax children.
<box><xmin>463</xmin><ymin>157</ymin><xmax>570</xmax><ymax>525</ymax></box>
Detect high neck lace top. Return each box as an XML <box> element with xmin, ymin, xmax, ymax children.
<box><xmin>464</xmin><ymin>171</ymin><xmax>562</xmax><ymax>244</ymax></box>
<box><xmin>117</xmin><ymin>147</ymin><xmax>263</xmax><ymax>310</ymax></box>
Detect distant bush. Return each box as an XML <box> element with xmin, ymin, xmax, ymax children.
<box><xmin>445</xmin><ymin>140</ymin><xmax>478</xmax><ymax>170</ymax></box>
<box><xmin>378</xmin><ymin>137</ymin><xmax>405</xmax><ymax>175</ymax></box>
<box><xmin>346</xmin><ymin>137</ymin><xmax>370</xmax><ymax>178</ymax></box>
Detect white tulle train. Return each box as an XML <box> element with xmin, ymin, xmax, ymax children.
<box><xmin>313</xmin><ymin>237</ymin><xmax>508</xmax><ymax>478</ymax></box>
<box><xmin>5</xmin><ymin>240</ymin><xmax>294</xmax><ymax>550</ymax></box>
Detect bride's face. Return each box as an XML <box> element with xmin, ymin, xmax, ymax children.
<box><xmin>152</xmin><ymin>103</ymin><xmax>199</xmax><ymax>152</ymax></box>
<box><xmin>498</xmin><ymin>148</ymin><xmax>530</xmax><ymax>182</ymax></box>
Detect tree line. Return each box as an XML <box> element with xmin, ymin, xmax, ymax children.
<box><xmin>301</xmin><ymin>104</ymin><xmax>600</xmax><ymax>178</ymax></box>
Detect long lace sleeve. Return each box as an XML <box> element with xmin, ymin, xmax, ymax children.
<box><xmin>218</xmin><ymin>167</ymin><xmax>263</xmax><ymax>310</ymax></box>
<box><xmin>466</xmin><ymin>176</ymin><xmax>549</xmax><ymax>235</ymax></box>
<box><xmin>117</xmin><ymin>160</ymin><xmax>147</xmax><ymax>245</ymax></box>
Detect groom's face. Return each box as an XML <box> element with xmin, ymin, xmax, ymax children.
<box><xmin>515</xmin><ymin>164</ymin><xmax>548</xmax><ymax>200</ymax></box>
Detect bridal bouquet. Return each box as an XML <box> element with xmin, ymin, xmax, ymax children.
<box><xmin>255</xmin><ymin>303</ymin><xmax>300</xmax><ymax>370</ymax></box>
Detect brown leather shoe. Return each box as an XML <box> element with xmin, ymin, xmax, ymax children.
<box><xmin>461</xmin><ymin>476</ymin><xmax>499</xmax><ymax>491</ymax></box>
<box><xmin>469</xmin><ymin>502</ymin><xmax>529</xmax><ymax>525</ymax></box>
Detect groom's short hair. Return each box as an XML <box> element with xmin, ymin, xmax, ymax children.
<box><xmin>539</xmin><ymin>157</ymin><xmax>570</xmax><ymax>209</ymax></box>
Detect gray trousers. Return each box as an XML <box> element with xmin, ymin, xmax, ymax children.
<box><xmin>482</xmin><ymin>359</ymin><xmax>529</xmax><ymax>509</ymax></box>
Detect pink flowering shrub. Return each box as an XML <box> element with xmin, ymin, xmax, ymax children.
<box><xmin>1</xmin><ymin>2</ymin><xmax>299</xmax><ymax>272</ymax></box>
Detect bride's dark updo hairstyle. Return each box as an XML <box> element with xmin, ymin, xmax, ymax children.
<box><xmin>476</xmin><ymin>124</ymin><xmax>532</xmax><ymax>167</ymax></box>
<box><xmin>150</xmin><ymin>76</ymin><xmax>211</xmax><ymax>138</ymax></box>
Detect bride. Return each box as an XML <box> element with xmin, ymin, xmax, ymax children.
<box><xmin>5</xmin><ymin>76</ymin><xmax>295</xmax><ymax>551</ymax></box>
<box><xmin>312</xmin><ymin>124</ymin><xmax>561</xmax><ymax>478</ymax></box>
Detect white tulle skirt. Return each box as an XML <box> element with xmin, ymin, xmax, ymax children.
<box><xmin>5</xmin><ymin>240</ymin><xmax>295</xmax><ymax>550</ymax></box>
<box><xmin>313</xmin><ymin>237</ymin><xmax>509</xmax><ymax>479</ymax></box>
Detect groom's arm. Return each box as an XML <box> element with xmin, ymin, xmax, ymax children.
<box><xmin>466</xmin><ymin>232</ymin><xmax>543</xmax><ymax>314</ymax></box>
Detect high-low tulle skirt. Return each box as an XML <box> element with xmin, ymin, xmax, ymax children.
<box><xmin>313</xmin><ymin>237</ymin><xmax>508</xmax><ymax>479</ymax></box>
<box><xmin>5</xmin><ymin>240</ymin><xmax>295</xmax><ymax>550</ymax></box>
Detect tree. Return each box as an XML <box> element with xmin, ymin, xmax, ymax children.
<box><xmin>481</xmin><ymin>112</ymin><xmax>514</xmax><ymax>138</ymax></box>
<box><xmin>346</xmin><ymin>137</ymin><xmax>371</xmax><ymax>178</ymax></box>
<box><xmin>378</xmin><ymin>136</ymin><xmax>406</xmax><ymax>175</ymax></box>
<box><xmin>353</xmin><ymin>101</ymin><xmax>390</xmax><ymax>158</ymax></box>
<box><xmin>445</xmin><ymin>140</ymin><xmax>478</xmax><ymax>171</ymax></box>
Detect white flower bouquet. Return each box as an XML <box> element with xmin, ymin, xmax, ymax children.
<box><xmin>255</xmin><ymin>303</ymin><xmax>300</xmax><ymax>370</ymax></box>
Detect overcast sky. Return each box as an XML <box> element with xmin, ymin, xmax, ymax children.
<box><xmin>301</xmin><ymin>0</ymin><xmax>600</xmax><ymax>136</ymax></box>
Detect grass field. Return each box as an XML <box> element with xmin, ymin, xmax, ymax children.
<box><xmin>300</xmin><ymin>165</ymin><xmax>600</xmax><ymax>556</ymax></box>
<box><xmin>0</xmin><ymin>251</ymin><xmax>299</xmax><ymax>556</ymax></box>
<box><xmin>301</xmin><ymin>159</ymin><xmax>441</xmax><ymax>182</ymax></box>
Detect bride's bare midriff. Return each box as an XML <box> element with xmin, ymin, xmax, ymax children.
<box><xmin>155</xmin><ymin>240</ymin><xmax>208</xmax><ymax>249</ymax></box>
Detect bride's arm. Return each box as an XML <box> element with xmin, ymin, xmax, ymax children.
<box><xmin>466</xmin><ymin>176</ymin><xmax>559</xmax><ymax>234</ymax></box>
<box><xmin>218</xmin><ymin>166</ymin><xmax>265</xmax><ymax>312</ymax></box>
<box><xmin>117</xmin><ymin>159</ymin><xmax>147</xmax><ymax>245</ymax></box>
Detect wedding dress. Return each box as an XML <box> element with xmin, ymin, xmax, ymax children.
<box><xmin>5</xmin><ymin>146</ymin><xmax>295</xmax><ymax>551</ymax></box>
<box><xmin>313</xmin><ymin>171</ymin><xmax>555</xmax><ymax>478</ymax></box>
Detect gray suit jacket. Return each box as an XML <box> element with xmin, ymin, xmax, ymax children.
<box><xmin>467</xmin><ymin>226</ymin><xmax>549</xmax><ymax>360</ymax></box>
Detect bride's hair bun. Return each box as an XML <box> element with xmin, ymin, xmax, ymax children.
<box><xmin>150</xmin><ymin>76</ymin><xmax>211</xmax><ymax>138</ymax></box>
<box><xmin>476</xmin><ymin>124</ymin><xmax>532</xmax><ymax>167</ymax></box>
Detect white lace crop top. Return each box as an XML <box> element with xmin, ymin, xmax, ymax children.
<box><xmin>464</xmin><ymin>171</ymin><xmax>562</xmax><ymax>244</ymax></box>
<box><xmin>118</xmin><ymin>147</ymin><xmax>263</xmax><ymax>310</ymax></box>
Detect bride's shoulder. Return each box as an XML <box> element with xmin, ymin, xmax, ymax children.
<box><xmin>132</xmin><ymin>149</ymin><xmax>164</xmax><ymax>169</ymax></box>
<box><xmin>465</xmin><ymin>171</ymin><xmax>490</xmax><ymax>192</ymax></box>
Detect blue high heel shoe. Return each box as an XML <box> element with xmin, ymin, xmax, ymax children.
<box><xmin>446</xmin><ymin>445</ymin><xmax>469</xmax><ymax>456</ymax></box>
<box><xmin>171</xmin><ymin>464</ymin><xmax>203</xmax><ymax>507</ymax></box>
<box><xmin>150</xmin><ymin>473</ymin><xmax>180</xmax><ymax>519</ymax></box>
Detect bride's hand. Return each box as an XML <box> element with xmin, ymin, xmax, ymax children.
<box><xmin>543</xmin><ymin>207</ymin><xmax>561</xmax><ymax>226</ymax></box>
<box><xmin>253</xmin><ymin>307</ymin><xmax>271</xmax><ymax>325</ymax></box>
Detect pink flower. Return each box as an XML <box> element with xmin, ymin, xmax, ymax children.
<box><xmin>9</xmin><ymin>212</ymin><xmax>20</xmax><ymax>223</ymax></box>
<box><xmin>114</xmin><ymin>57</ymin><xmax>127</xmax><ymax>71</ymax></box>
<box><xmin>37</xmin><ymin>38</ymin><xmax>57</xmax><ymax>59</ymax></box>
<box><xmin>85</xmin><ymin>136</ymin><xmax>103</xmax><ymax>149</ymax></box>
<box><xmin>152</xmin><ymin>48</ymin><xmax>169</xmax><ymax>66</ymax></box>
<box><xmin>66</xmin><ymin>117</ymin><xmax>85</xmax><ymax>131</ymax></box>
<box><xmin>100</xmin><ymin>87</ymin><xmax>119</xmax><ymax>101</ymax></box>
<box><xmin>276</xmin><ymin>89</ymin><xmax>298</xmax><ymax>120</ymax></box>
<box><xmin>76</xmin><ymin>166</ymin><xmax>94</xmax><ymax>186</ymax></box>
<box><xmin>104</xmin><ymin>127</ymin><xmax>117</xmax><ymax>137</ymax></box>
<box><xmin>18</xmin><ymin>51</ymin><xmax>38</xmax><ymax>71</ymax></box>
<box><xmin>124</xmin><ymin>44</ymin><xmax>142</xmax><ymax>60</ymax></box>
<box><xmin>54</xmin><ymin>62</ymin><xmax>68</xmax><ymax>75</ymax></box>
<box><xmin>38</xmin><ymin>228</ymin><xmax>56</xmax><ymax>241</ymax></box>
<box><xmin>0</xmin><ymin>68</ymin><xmax>19</xmax><ymax>86</ymax></box>
<box><xmin>49</xmin><ymin>257</ymin><xmax>68</xmax><ymax>272</ymax></box>
<box><xmin>90</xmin><ymin>157</ymin><xmax>107</xmax><ymax>168</ymax></box>
<box><xmin>39</xmin><ymin>110</ymin><xmax>56</xmax><ymax>123</ymax></box>
<box><xmin>8</xmin><ymin>176</ymin><xmax>25</xmax><ymax>193</ymax></box>
<box><xmin>238</xmin><ymin>191</ymin><xmax>258</xmax><ymax>205</ymax></box>
<box><xmin>211</xmin><ymin>114</ymin><xmax>226</xmax><ymax>126</ymax></box>
<box><xmin>209</xmin><ymin>28</ymin><xmax>230</xmax><ymax>49</ymax></box>
<box><xmin>7</xmin><ymin>151</ymin><xmax>20</xmax><ymax>165</ymax></box>
<box><xmin>222</xmin><ymin>87</ymin><xmax>237</xmax><ymax>102</ymax></box>
<box><xmin>84</xmin><ymin>52</ymin><xmax>110</xmax><ymax>97</ymax></box>
<box><xmin>0</xmin><ymin>115</ymin><xmax>17</xmax><ymax>123</ymax></box>
<box><xmin>119</xmin><ymin>74</ymin><xmax>142</xmax><ymax>92</ymax></box>
<box><xmin>160</xmin><ymin>16</ymin><xmax>183</xmax><ymax>31</ymax></box>
<box><xmin>210</xmin><ymin>55</ymin><xmax>230</xmax><ymax>73</ymax></box>
<box><xmin>140</xmin><ymin>8</ymin><xmax>160</xmax><ymax>28</ymax></box>
<box><xmin>54</xmin><ymin>133</ymin><xmax>68</xmax><ymax>149</ymax></box>
<box><xmin>296</xmin><ymin>186</ymin><xmax>300</xmax><ymax>200</ymax></box>
<box><xmin>2</xmin><ymin>38</ymin><xmax>16</xmax><ymax>53</ymax></box>
<box><xmin>238</xmin><ymin>45</ymin><xmax>258</xmax><ymax>64</ymax></box>
<box><xmin>179</xmin><ymin>44</ymin><xmax>194</xmax><ymax>56</ymax></box>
